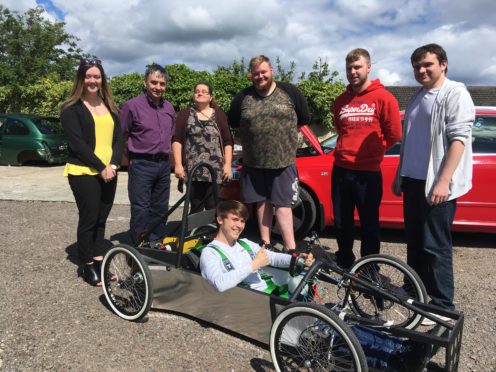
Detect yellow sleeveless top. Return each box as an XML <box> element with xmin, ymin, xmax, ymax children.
<box><xmin>64</xmin><ymin>113</ymin><xmax>114</xmax><ymax>176</ymax></box>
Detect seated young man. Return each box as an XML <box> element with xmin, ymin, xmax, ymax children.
<box><xmin>200</xmin><ymin>200</ymin><xmax>313</xmax><ymax>292</ymax></box>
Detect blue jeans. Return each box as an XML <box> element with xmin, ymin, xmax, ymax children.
<box><xmin>402</xmin><ymin>177</ymin><xmax>457</xmax><ymax>310</ymax></box>
<box><xmin>331</xmin><ymin>165</ymin><xmax>382</xmax><ymax>268</ymax></box>
<box><xmin>128</xmin><ymin>158</ymin><xmax>171</xmax><ymax>242</ymax></box>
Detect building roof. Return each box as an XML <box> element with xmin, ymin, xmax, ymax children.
<box><xmin>386</xmin><ymin>86</ymin><xmax>496</xmax><ymax>110</ymax></box>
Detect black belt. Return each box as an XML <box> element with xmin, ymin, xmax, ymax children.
<box><xmin>129</xmin><ymin>152</ymin><xmax>169</xmax><ymax>161</ymax></box>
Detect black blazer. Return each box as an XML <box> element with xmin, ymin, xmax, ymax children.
<box><xmin>61</xmin><ymin>100</ymin><xmax>123</xmax><ymax>172</ymax></box>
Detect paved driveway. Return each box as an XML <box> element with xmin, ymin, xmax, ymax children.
<box><xmin>0</xmin><ymin>165</ymin><xmax>183</xmax><ymax>205</ymax></box>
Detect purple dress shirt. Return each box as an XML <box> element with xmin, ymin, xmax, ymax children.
<box><xmin>120</xmin><ymin>93</ymin><xmax>176</xmax><ymax>154</ymax></box>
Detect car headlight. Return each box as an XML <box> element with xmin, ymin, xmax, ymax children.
<box><xmin>36</xmin><ymin>141</ymin><xmax>51</xmax><ymax>157</ymax></box>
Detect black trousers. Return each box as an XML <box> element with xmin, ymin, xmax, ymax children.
<box><xmin>68</xmin><ymin>175</ymin><xmax>117</xmax><ymax>263</ymax></box>
<box><xmin>331</xmin><ymin>165</ymin><xmax>383</xmax><ymax>268</ymax></box>
<box><xmin>189</xmin><ymin>181</ymin><xmax>218</xmax><ymax>213</ymax></box>
<box><xmin>402</xmin><ymin>177</ymin><xmax>457</xmax><ymax>310</ymax></box>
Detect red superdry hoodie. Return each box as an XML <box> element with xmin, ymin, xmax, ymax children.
<box><xmin>332</xmin><ymin>79</ymin><xmax>402</xmax><ymax>171</ymax></box>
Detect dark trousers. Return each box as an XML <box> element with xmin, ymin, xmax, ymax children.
<box><xmin>128</xmin><ymin>158</ymin><xmax>170</xmax><ymax>242</ymax></box>
<box><xmin>190</xmin><ymin>181</ymin><xmax>217</xmax><ymax>213</ymax></box>
<box><xmin>331</xmin><ymin>165</ymin><xmax>382</xmax><ymax>268</ymax></box>
<box><xmin>68</xmin><ymin>175</ymin><xmax>117</xmax><ymax>263</ymax></box>
<box><xmin>402</xmin><ymin>177</ymin><xmax>456</xmax><ymax>310</ymax></box>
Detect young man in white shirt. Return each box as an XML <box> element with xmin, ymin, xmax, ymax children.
<box><xmin>393</xmin><ymin>43</ymin><xmax>474</xmax><ymax>316</ymax></box>
<box><xmin>200</xmin><ymin>200</ymin><xmax>313</xmax><ymax>292</ymax></box>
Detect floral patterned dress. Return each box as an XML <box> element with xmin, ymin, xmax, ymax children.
<box><xmin>184</xmin><ymin>108</ymin><xmax>224</xmax><ymax>184</ymax></box>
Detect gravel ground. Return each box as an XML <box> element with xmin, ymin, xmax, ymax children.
<box><xmin>0</xmin><ymin>200</ymin><xmax>495</xmax><ymax>371</ymax></box>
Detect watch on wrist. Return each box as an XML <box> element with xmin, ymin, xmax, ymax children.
<box><xmin>110</xmin><ymin>164</ymin><xmax>117</xmax><ymax>171</ymax></box>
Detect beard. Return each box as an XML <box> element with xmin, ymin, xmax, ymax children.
<box><xmin>253</xmin><ymin>75</ymin><xmax>274</xmax><ymax>94</ymax></box>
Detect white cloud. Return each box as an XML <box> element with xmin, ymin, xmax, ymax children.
<box><xmin>3</xmin><ymin>0</ymin><xmax>496</xmax><ymax>85</ymax></box>
<box><xmin>1</xmin><ymin>0</ymin><xmax>37</xmax><ymax>12</ymax></box>
<box><xmin>377</xmin><ymin>69</ymin><xmax>401</xmax><ymax>85</ymax></box>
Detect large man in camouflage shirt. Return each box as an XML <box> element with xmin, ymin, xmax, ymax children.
<box><xmin>229</xmin><ymin>55</ymin><xmax>310</xmax><ymax>251</ymax></box>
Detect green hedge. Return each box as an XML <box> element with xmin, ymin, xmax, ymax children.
<box><xmin>0</xmin><ymin>62</ymin><xmax>345</xmax><ymax>131</ymax></box>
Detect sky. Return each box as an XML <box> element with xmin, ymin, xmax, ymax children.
<box><xmin>3</xmin><ymin>0</ymin><xmax>496</xmax><ymax>86</ymax></box>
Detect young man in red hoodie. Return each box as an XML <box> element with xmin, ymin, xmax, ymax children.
<box><xmin>332</xmin><ymin>48</ymin><xmax>402</xmax><ymax>269</ymax></box>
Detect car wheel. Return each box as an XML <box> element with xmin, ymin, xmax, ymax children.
<box><xmin>272</xmin><ymin>187</ymin><xmax>317</xmax><ymax>240</ymax></box>
<box><xmin>17</xmin><ymin>151</ymin><xmax>30</xmax><ymax>165</ymax></box>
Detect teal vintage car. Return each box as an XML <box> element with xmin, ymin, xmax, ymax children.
<box><xmin>0</xmin><ymin>113</ymin><xmax>68</xmax><ymax>165</ymax></box>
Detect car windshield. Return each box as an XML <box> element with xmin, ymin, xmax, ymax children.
<box><xmin>32</xmin><ymin>117</ymin><xmax>64</xmax><ymax>134</ymax></box>
<box><xmin>320</xmin><ymin>134</ymin><xmax>338</xmax><ymax>153</ymax></box>
<box><xmin>472</xmin><ymin>115</ymin><xmax>496</xmax><ymax>153</ymax></box>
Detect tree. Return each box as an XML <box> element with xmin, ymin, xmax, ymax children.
<box><xmin>275</xmin><ymin>57</ymin><xmax>296</xmax><ymax>83</ymax></box>
<box><xmin>297</xmin><ymin>59</ymin><xmax>345</xmax><ymax>131</ymax></box>
<box><xmin>109</xmin><ymin>73</ymin><xmax>144</xmax><ymax>108</ymax></box>
<box><xmin>18</xmin><ymin>74</ymin><xmax>72</xmax><ymax>116</ymax></box>
<box><xmin>0</xmin><ymin>6</ymin><xmax>85</xmax><ymax>111</ymax></box>
<box><xmin>212</xmin><ymin>61</ymin><xmax>251</xmax><ymax>112</ymax></box>
<box><xmin>165</xmin><ymin>64</ymin><xmax>210</xmax><ymax>110</ymax></box>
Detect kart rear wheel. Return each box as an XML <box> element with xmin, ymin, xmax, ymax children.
<box><xmin>270</xmin><ymin>303</ymin><xmax>368</xmax><ymax>372</ymax></box>
<box><xmin>102</xmin><ymin>244</ymin><xmax>153</xmax><ymax>321</ymax></box>
<box><xmin>348</xmin><ymin>254</ymin><xmax>427</xmax><ymax>329</ymax></box>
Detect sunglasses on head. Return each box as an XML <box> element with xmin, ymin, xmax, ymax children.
<box><xmin>80</xmin><ymin>58</ymin><xmax>102</xmax><ymax>67</ymax></box>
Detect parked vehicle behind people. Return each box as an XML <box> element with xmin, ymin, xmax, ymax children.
<box><xmin>0</xmin><ymin>113</ymin><xmax>67</xmax><ymax>165</ymax></box>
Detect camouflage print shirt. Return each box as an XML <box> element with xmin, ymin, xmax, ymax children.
<box><xmin>229</xmin><ymin>82</ymin><xmax>310</xmax><ymax>169</ymax></box>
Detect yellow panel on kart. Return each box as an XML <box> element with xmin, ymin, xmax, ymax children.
<box><xmin>162</xmin><ymin>236</ymin><xmax>202</xmax><ymax>252</ymax></box>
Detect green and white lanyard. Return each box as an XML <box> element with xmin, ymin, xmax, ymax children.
<box><xmin>207</xmin><ymin>240</ymin><xmax>288</xmax><ymax>298</ymax></box>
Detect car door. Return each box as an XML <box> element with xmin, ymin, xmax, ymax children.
<box><xmin>379</xmin><ymin>142</ymin><xmax>403</xmax><ymax>228</ymax></box>
<box><xmin>455</xmin><ymin>113</ymin><xmax>496</xmax><ymax>232</ymax></box>
<box><xmin>0</xmin><ymin>118</ymin><xmax>32</xmax><ymax>165</ymax></box>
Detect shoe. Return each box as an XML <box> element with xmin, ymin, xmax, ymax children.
<box><xmin>93</xmin><ymin>259</ymin><xmax>102</xmax><ymax>272</ymax></box>
<box><xmin>421</xmin><ymin>312</ymin><xmax>452</xmax><ymax>326</ymax></box>
<box><xmin>94</xmin><ymin>260</ymin><xmax>117</xmax><ymax>282</ymax></box>
<box><xmin>335</xmin><ymin>251</ymin><xmax>354</xmax><ymax>271</ymax></box>
<box><xmin>82</xmin><ymin>263</ymin><xmax>101</xmax><ymax>286</ymax></box>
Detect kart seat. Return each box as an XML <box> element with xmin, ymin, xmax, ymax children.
<box><xmin>182</xmin><ymin>248</ymin><xmax>202</xmax><ymax>273</ymax></box>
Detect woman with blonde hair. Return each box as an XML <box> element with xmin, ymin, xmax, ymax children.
<box><xmin>61</xmin><ymin>58</ymin><xmax>123</xmax><ymax>286</ymax></box>
<box><xmin>172</xmin><ymin>82</ymin><xmax>233</xmax><ymax>212</ymax></box>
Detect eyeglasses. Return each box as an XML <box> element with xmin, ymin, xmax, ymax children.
<box><xmin>80</xmin><ymin>58</ymin><xmax>102</xmax><ymax>67</ymax></box>
<box><xmin>194</xmin><ymin>90</ymin><xmax>210</xmax><ymax>95</ymax></box>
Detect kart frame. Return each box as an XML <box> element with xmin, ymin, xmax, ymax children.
<box><xmin>102</xmin><ymin>163</ymin><xmax>464</xmax><ymax>372</ymax></box>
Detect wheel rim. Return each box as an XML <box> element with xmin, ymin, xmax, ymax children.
<box><xmin>274</xmin><ymin>312</ymin><xmax>361</xmax><ymax>371</ymax></box>
<box><xmin>349</xmin><ymin>261</ymin><xmax>420</xmax><ymax>327</ymax></box>
<box><xmin>103</xmin><ymin>249</ymin><xmax>149</xmax><ymax>318</ymax></box>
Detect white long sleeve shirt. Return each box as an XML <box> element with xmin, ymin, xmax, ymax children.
<box><xmin>200</xmin><ymin>239</ymin><xmax>292</xmax><ymax>292</ymax></box>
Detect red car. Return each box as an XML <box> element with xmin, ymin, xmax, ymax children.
<box><xmin>220</xmin><ymin>107</ymin><xmax>496</xmax><ymax>238</ymax></box>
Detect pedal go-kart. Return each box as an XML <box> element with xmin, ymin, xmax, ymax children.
<box><xmin>101</xmin><ymin>163</ymin><xmax>464</xmax><ymax>372</ymax></box>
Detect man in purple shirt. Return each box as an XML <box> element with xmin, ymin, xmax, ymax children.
<box><xmin>120</xmin><ymin>64</ymin><xmax>176</xmax><ymax>243</ymax></box>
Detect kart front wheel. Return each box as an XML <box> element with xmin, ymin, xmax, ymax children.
<box><xmin>270</xmin><ymin>303</ymin><xmax>368</xmax><ymax>372</ymax></box>
<box><xmin>348</xmin><ymin>254</ymin><xmax>427</xmax><ymax>329</ymax></box>
<box><xmin>102</xmin><ymin>244</ymin><xmax>153</xmax><ymax>321</ymax></box>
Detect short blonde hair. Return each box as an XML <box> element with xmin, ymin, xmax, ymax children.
<box><xmin>346</xmin><ymin>48</ymin><xmax>371</xmax><ymax>64</ymax></box>
<box><xmin>249</xmin><ymin>55</ymin><xmax>272</xmax><ymax>71</ymax></box>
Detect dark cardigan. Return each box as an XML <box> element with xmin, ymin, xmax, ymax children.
<box><xmin>172</xmin><ymin>107</ymin><xmax>233</xmax><ymax>164</ymax></box>
<box><xmin>61</xmin><ymin>100</ymin><xmax>123</xmax><ymax>172</ymax></box>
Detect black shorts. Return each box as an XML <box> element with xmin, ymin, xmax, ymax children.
<box><xmin>241</xmin><ymin>165</ymin><xmax>298</xmax><ymax>207</ymax></box>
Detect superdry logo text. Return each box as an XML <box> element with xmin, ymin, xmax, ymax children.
<box><xmin>339</xmin><ymin>104</ymin><xmax>376</xmax><ymax>120</ymax></box>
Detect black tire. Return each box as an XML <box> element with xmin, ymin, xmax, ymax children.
<box><xmin>101</xmin><ymin>244</ymin><xmax>153</xmax><ymax>321</ymax></box>
<box><xmin>270</xmin><ymin>303</ymin><xmax>368</xmax><ymax>372</ymax></box>
<box><xmin>348</xmin><ymin>254</ymin><xmax>427</xmax><ymax>329</ymax></box>
<box><xmin>272</xmin><ymin>187</ymin><xmax>317</xmax><ymax>240</ymax></box>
